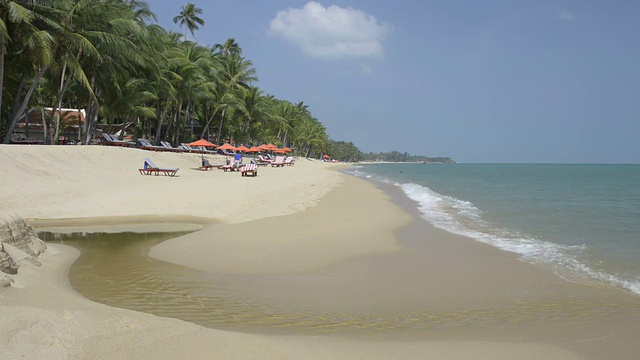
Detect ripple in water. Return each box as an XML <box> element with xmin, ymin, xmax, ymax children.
<box><xmin>40</xmin><ymin>231</ymin><xmax>638</xmax><ymax>338</ymax></box>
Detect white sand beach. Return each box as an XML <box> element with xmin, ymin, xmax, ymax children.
<box><xmin>2</xmin><ymin>145</ymin><xmax>639</xmax><ymax>359</ymax></box>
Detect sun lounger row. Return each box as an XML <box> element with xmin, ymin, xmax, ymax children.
<box><xmin>101</xmin><ymin>134</ymin><xmax>215</xmax><ymax>154</ymax></box>
<box><xmin>101</xmin><ymin>133</ymin><xmax>136</xmax><ymax>147</ymax></box>
<box><xmin>270</xmin><ymin>156</ymin><xmax>295</xmax><ymax>167</ymax></box>
<box><xmin>257</xmin><ymin>155</ymin><xmax>295</xmax><ymax>166</ymax></box>
<box><xmin>10</xmin><ymin>133</ymin><xmax>44</xmax><ymax>145</ymax></box>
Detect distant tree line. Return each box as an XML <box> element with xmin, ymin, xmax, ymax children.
<box><xmin>361</xmin><ymin>151</ymin><xmax>455</xmax><ymax>163</ymax></box>
<box><xmin>326</xmin><ymin>140</ymin><xmax>363</xmax><ymax>162</ymax></box>
<box><xmin>322</xmin><ymin>144</ymin><xmax>455</xmax><ymax>163</ymax></box>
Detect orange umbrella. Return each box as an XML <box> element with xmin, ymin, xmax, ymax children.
<box><xmin>266</xmin><ymin>143</ymin><xmax>279</xmax><ymax>150</ymax></box>
<box><xmin>236</xmin><ymin>145</ymin><xmax>249</xmax><ymax>153</ymax></box>
<box><xmin>188</xmin><ymin>139</ymin><xmax>217</xmax><ymax>147</ymax></box>
<box><xmin>323</xmin><ymin>155</ymin><xmax>330</xmax><ymax>159</ymax></box>
<box><xmin>274</xmin><ymin>149</ymin><xmax>286</xmax><ymax>154</ymax></box>
<box><xmin>217</xmin><ymin>143</ymin><xmax>237</xmax><ymax>151</ymax></box>
<box><xmin>247</xmin><ymin>146</ymin><xmax>261</xmax><ymax>153</ymax></box>
<box><xmin>282</xmin><ymin>147</ymin><xmax>292</xmax><ymax>153</ymax></box>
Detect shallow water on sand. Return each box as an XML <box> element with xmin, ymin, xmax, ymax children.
<box><xmin>40</xmin><ymin>230</ymin><xmax>640</xmax><ymax>341</ymax></box>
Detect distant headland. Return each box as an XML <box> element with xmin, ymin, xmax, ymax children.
<box><xmin>361</xmin><ymin>151</ymin><xmax>456</xmax><ymax>164</ymax></box>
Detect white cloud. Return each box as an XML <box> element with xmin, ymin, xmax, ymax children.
<box><xmin>268</xmin><ymin>1</ymin><xmax>391</xmax><ymax>59</ymax></box>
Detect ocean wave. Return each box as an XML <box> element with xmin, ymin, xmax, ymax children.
<box><xmin>345</xmin><ymin>165</ymin><xmax>640</xmax><ymax>296</ymax></box>
<box><xmin>395</xmin><ymin>181</ymin><xmax>640</xmax><ymax>295</ymax></box>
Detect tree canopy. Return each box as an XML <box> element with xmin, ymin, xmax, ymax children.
<box><xmin>0</xmin><ymin>0</ymin><xmax>336</xmax><ymax>159</ymax></box>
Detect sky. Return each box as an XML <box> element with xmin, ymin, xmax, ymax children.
<box><xmin>145</xmin><ymin>0</ymin><xmax>640</xmax><ymax>163</ymax></box>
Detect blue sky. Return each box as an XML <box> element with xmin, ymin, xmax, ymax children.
<box><xmin>145</xmin><ymin>1</ymin><xmax>640</xmax><ymax>163</ymax></box>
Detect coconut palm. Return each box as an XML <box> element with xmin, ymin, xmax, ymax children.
<box><xmin>1</xmin><ymin>0</ymin><xmax>63</xmax><ymax>144</ymax></box>
<box><xmin>172</xmin><ymin>2</ymin><xmax>204</xmax><ymax>41</ymax></box>
<box><xmin>213</xmin><ymin>37</ymin><xmax>241</xmax><ymax>57</ymax></box>
<box><xmin>213</xmin><ymin>53</ymin><xmax>257</xmax><ymax>142</ymax></box>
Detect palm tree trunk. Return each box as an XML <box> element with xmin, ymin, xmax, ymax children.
<box><xmin>154</xmin><ymin>100</ymin><xmax>170</xmax><ymax>143</ymax></box>
<box><xmin>40</xmin><ymin>107</ymin><xmax>47</xmax><ymax>143</ymax></box>
<box><xmin>0</xmin><ymin>37</ymin><xmax>5</xmax><ymax>133</ymax></box>
<box><xmin>51</xmin><ymin>66</ymin><xmax>75</xmax><ymax>145</ymax></box>
<box><xmin>282</xmin><ymin>129</ymin><xmax>289</xmax><ymax>147</ymax></box>
<box><xmin>81</xmin><ymin>76</ymin><xmax>97</xmax><ymax>144</ymax></box>
<box><xmin>3</xmin><ymin>65</ymin><xmax>48</xmax><ymax>144</ymax></box>
<box><xmin>215</xmin><ymin>108</ymin><xmax>227</xmax><ymax>144</ymax></box>
<box><xmin>171</xmin><ymin>100</ymin><xmax>183</xmax><ymax>145</ymax></box>
<box><xmin>200</xmin><ymin>105</ymin><xmax>219</xmax><ymax>138</ymax></box>
<box><xmin>10</xmin><ymin>78</ymin><xmax>26</xmax><ymax>122</ymax></box>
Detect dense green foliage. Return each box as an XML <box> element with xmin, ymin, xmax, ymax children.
<box><xmin>0</xmin><ymin>0</ymin><xmax>334</xmax><ymax>158</ymax></box>
<box><xmin>326</xmin><ymin>140</ymin><xmax>363</xmax><ymax>162</ymax></box>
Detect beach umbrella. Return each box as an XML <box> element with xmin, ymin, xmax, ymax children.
<box><xmin>323</xmin><ymin>155</ymin><xmax>330</xmax><ymax>159</ymax></box>
<box><xmin>282</xmin><ymin>147</ymin><xmax>292</xmax><ymax>153</ymax></box>
<box><xmin>236</xmin><ymin>145</ymin><xmax>250</xmax><ymax>153</ymax></box>
<box><xmin>274</xmin><ymin>149</ymin><xmax>286</xmax><ymax>154</ymax></box>
<box><xmin>188</xmin><ymin>139</ymin><xmax>217</xmax><ymax>147</ymax></box>
<box><xmin>266</xmin><ymin>143</ymin><xmax>278</xmax><ymax>150</ymax></box>
<box><xmin>217</xmin><ymin>143</ymin><xmax>237</xmax><ymax>151</ymax></box>
<box><xmin>247</xmin><ymin>146</ymin><xmax>262</xmax><ymax>153</ymax></box>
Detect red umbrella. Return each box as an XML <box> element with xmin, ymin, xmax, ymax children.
<box><xmin>217</xmin><ymin>143</ymin><xmax>237</xmax><ymax>151</ymax></box>
<box><xmin>188</xmin><ymin>139</ymin><xmax>217</xmax><ymax>147</ymax></box>
<box><xmin>323</xmin><ymin>155</ymin><xmax>330</xmax><ymax>159</ymax></box>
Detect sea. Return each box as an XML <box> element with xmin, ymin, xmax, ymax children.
<box><xmin>347</xmin><ymin>163</ymin><xmax>640</xmax><ymax>295</ymax></box>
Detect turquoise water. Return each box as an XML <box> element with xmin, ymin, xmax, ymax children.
<box><xmin>349</xmin><ymin>164</ymin><xmax>640</xmax><ymax>295</ymax></box>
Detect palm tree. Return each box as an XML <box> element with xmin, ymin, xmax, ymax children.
<box><xmin>172</xmin><ymin>3</ymin><xmax>204</xmax><ymax>41</ymax></box>
<box><xmin>0</xmin><ymin>0</ymin><xmax>38</xmax><ymax>135</ymax></box>
<box><xmin>214</xmin><ymin>54</ymin><xmax>257</xmax><ymax>142</ymax></box>
<box><xmin>2</xmin><ymin>0</ymin><xmax>62</xmax><ymax>144</ymax></box>
<box><xmin>213</xmin><ymin>38</ymin><xmax>241</xmax><ymax>57</ymax></box>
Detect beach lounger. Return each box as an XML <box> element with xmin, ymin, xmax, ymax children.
<box><xmin>221</xmin><ymin>160</ymin><xmax>238</xmax><ymax>172</ymax></box>
<box><xmin>161</xmin><ymin>141</ymin><xmax>185</xmax><ymax>153</ymax></box>
<box><xmin>257</xmin><ymin>155</ymin><xmax>274</xmax><ymax>165</ymax></box>
<box><xmin>270</xmin><ymin>156</ymin><xmax>286</xmax><ymax>167</ymax></box>
<box><xmin>240</xmin><ymin>163</ymin><xmax>258</xmax><ymax>177</ymax></box>
<box><xmin>199</xmin><ymin>158</ymin><xmax>222</xmax><ymax>171</ymax></box>
<box><xmin>136</xmin><ymin>138</ymin><xmax>167</xmax><ymax>152</ymax></box>
<box><xmin>101</xmin><ymin>133</ymin><xmax>135</xmax><ymax>147</ymax></box>
<box><xmin>138</xmin><ymin>157</ymin><xmax>179</xmax><ymax>176</ymax></box>
<box><xmin>283</xmin><ymin>156</ymin><xmax>295</xmax><ymax>166</ymax></box>
<box><xmin>217</xmin><ymin>148</ymin><xmax>237</xmax><ymax>157</ymax></box>
<box><xmin>180</xmin><ymin>143</ymin><xmax>214</xmax><ymax>154</ymax></box>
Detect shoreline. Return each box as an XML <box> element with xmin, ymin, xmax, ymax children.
<box><xmin>2</xmin><ymin>146</ymin><xmax>640</xmax><ymax>359</ymax></box>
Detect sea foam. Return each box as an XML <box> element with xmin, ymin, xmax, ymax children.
<box><xmin>347</xmin><ymin>167</ymin><xmax>640</xmax><ymax>295</ymax></box>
